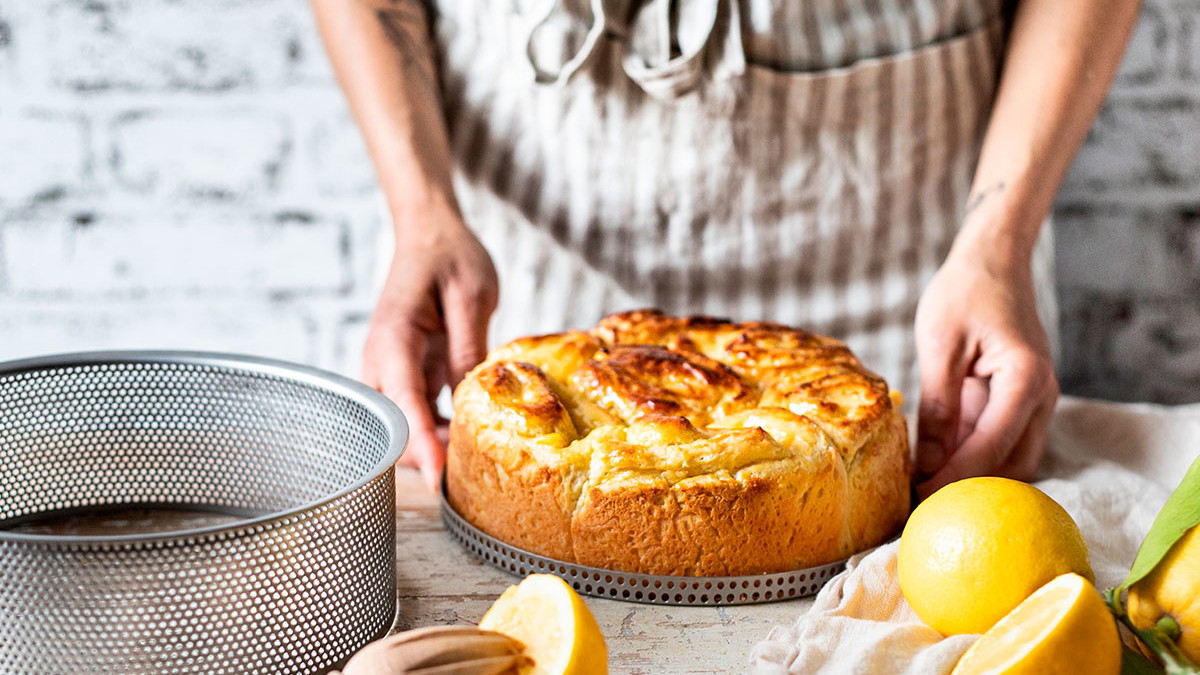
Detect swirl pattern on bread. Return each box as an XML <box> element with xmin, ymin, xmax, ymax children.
<box><xmin>447</xmin><ymin>310</ymin><xmax>910</xmax><ymax>576</ymax></box>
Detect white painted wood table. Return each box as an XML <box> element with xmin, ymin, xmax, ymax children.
<box><xmin>392</xmin><ymin>469</ymin><xmax>816</xmax><ymax>674</ymax></box>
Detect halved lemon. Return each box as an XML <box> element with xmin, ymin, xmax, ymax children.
<box><xmin>950</xmin><ymin>572</ymin><xmax>1120</xmax><ymax>675</ymax></box>
<box><xmin>479</xmin><ymin>574</ymin><xmax>608</xmax><ymax>675</ymax></box>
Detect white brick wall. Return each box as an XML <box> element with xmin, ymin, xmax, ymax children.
<box><xmin>0</xmin><ymin>0</ymin><xmax>379</xmax><ymax>375</ymax></box>
<box><xmin>44</xmin><ymin>0</ymin><xmax>309</xmax><ymax>91</ymax></box>
<box><xmin>0</xmin><ymin>0</ymin><xmax>1198</xmax><ymax>403</ymax></box>
<box><xmin>5</xmin><ymin>211</ymin><xmax>348</xmax><ymax>294</ymax></box>
<box><xmin>110</xmin><ymin>110</ymin><xmax>293</xmax><ymax>198</ymax></box>
<box><xmin>0</xmin><ymin>299</ymin><xmax>318</xmax><ymax>363</ymax></box>
<box><xmin>0</xmin><ymin>112</ymin><xmax>88</xmax><ymax>202</ymax></box>
<box><xmin>1055</xmin><ymin>0</ymin><xmax>1200</xmax><ymax>402</ymax></box>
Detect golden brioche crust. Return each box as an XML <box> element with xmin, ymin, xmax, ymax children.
<box><xmin>447</xmin><ymin>310</ymin><xmax>910</xmax><ymax>576</ymax></box>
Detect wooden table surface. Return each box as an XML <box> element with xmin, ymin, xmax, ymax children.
<box><xmin>392</xmin><ymin>469</ymin><xmax>816</xmax><ymax>674</ymax></box>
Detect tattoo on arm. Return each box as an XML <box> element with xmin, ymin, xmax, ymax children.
<box><xmin>964</xmin><ymin>181</ymin><xmax>1007</xmax><ymax>217</ymax></box>
<box><xmin>373</xmin><ymin>1</ymin><xmax>439</xmax><ymax>101</ymax></box>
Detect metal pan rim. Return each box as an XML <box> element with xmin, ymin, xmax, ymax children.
<box><xmin>0</xmin><ymin>349</ymin><xmax>408</xmax><ymax>548</ymax></box>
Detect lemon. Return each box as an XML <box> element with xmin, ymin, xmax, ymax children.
<box><xmin>898</xmin><ymin>477</ymin><xmax>1094</xmax><ymax>635</ymax></box>
<box><xmin>1128</xmin><ymin>524</ymin><xmax>1200</xmax><ymax>662</ymax></box>
<box><xmin>950</xmin><ymin>572</ymin><xmax>1121</xmax><ymax>675</ymax></box>
<box><xmin>479</xmin><ymin>574</ymin><xmax>608</xmax><ymax>675</ymax></box>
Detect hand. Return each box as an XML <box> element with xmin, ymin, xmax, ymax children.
<box><xmin>913</xmin><ymin>237</ymin><xmax>1059</xmax><ymax>500</ymax></box>
<box><xmin>362</xmin><ymin>202</ymin><xmax>498</xmax><ymax>491</ymax></box>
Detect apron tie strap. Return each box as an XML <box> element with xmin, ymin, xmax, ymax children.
<box><xmin>524</xmin><ymin>0</ymin><xmax>610</xmax><ymax>85</ymax></box>
<box><xmin>523</xmin><ymin>0</ymin><xmax>745</xmax><ymax>99</ymax></box>
<box><xmin>624</xmin><ymin>0</ymin><xmax>745</xmax><ymax>100</ymax></box>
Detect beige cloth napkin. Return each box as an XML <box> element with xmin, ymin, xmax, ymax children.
<box><xmin>750</xmin><ymin>396</ymin><xmax>1200</xmax><ymax>674</ymax></box>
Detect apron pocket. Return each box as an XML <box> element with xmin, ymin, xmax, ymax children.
<box><xmin>734</xmin><ymin>19</ymin><xmax>1004</xmax><ymax>127</ymax></box>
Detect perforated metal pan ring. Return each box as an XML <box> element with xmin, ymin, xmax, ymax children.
<box><xmin>441</xmin><ymin>483</ymin><xmax>850</xmax><ymax>606</ymax></box>
<box><xmin>0</xmin><ymin>351</ymin><xmax>408</xmax><ymax>675</ymax></box>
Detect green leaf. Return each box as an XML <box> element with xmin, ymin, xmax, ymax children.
<box><xmin>1120</xmin><ymin>453</ymin><xmax>1200</xmax><ymax>591</ymax></box>
<box><xmin>1122</xmin><ymin>644</ymin><xmax>1167</xmax><ymax>675</ymax></box>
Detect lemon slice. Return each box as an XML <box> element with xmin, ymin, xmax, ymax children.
<box><xmin>479</xmin><ymin>574</ymin><xmax>609</xmax><ymax>675</ymax></box>
<box><xmin>950</xmin><ymin>572</ymin><xmax>1120</xmax><ymax>675</ymax></box>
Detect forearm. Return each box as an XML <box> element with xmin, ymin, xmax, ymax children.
<box><xmin>311</xmin><ymin>0</ymin><xmax>457</xmax><ymax>223</ymax></box>
<box><xmin>955</xmin><ymin>0</ymin><xmax>1141</xmax><ymax>266</ymax></box>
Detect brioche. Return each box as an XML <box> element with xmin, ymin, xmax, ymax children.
<box><xmin>447</xmin><ymin>310</ymin><xmax>910</xmax><ymax>576</ymax></box>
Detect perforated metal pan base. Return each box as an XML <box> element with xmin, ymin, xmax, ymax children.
<box><xmin>440</xmin><ymin>486</ymin><xmax>848</xmax><ymax>606</ymax></box>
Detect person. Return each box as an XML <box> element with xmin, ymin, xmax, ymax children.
<box><xmin>311</xmin><ymin>0</ymin><xmax>1140</xmax><ymax>497</ymax></box>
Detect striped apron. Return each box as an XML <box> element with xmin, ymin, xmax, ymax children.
<box><xmin>423</xmin><ymin>0</ymin><xmax>1057</xmax><ymax>404</ymax></box>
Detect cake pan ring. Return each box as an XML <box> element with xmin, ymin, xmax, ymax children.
<box><xmin>440</xmin><ymin>486</ymin><xmax>848</xmax><ymax>606</ymax></box>
<box><xmin>0</xmin><ymin>351</ymin><xmax>408</xmax><ymax>675</ymax></box>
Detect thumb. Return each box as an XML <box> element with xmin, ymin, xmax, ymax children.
<box><xmin>915</xmin><ymin>336</ymin><xmax>970</xmax><ymax>480</ymax></box>
<box><xmin>389</xmin><ymin>384</ymin><xmax>445</xmax><ymax>492</ymax></box>
<box><xmin>376</xmin><ymin>336</ymin><xmax>446</xmax><ymax>492</ymax></box>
